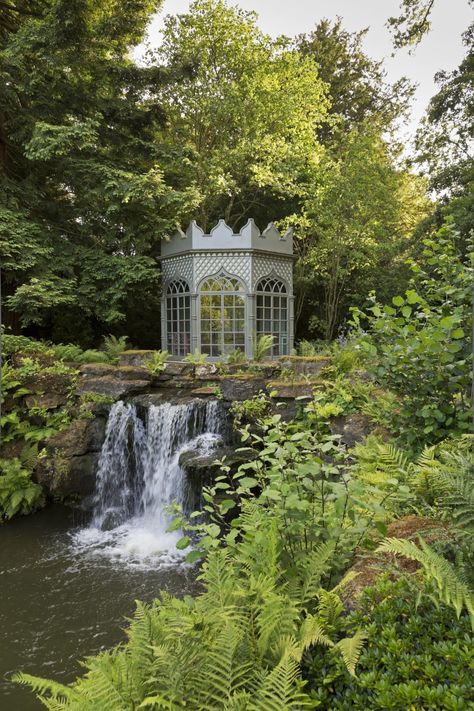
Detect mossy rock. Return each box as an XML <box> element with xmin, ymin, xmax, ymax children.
<box><xmin>119</xmin><ymin>350</ymin><xmax>155</xmax><ymax>367</ymax></box>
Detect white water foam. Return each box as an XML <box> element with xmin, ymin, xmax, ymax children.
<box><xmin>72</xmin><ymin>399</ymin><xmax>223</xmax><ymax>568</ymax></box>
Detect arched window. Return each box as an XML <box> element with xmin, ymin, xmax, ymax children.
<box><xmin>200</xmin><ymin>276</ymin><xmax>245</xmax><ymax>357</ymax></box>
<box><xmin>166</xmin><ymin>280</ymin><xmax>190</xmax><ymax>356</ymax></box>
<box><xmin>256</xmin><ymin>278</ymin><xmax>288</xmax><ymax>356</ymax></box>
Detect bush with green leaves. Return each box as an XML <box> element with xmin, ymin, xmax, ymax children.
<box><xmin>230</xmin><ymin>392</ymin><xmax>272</xmax><ymax>427</ymax></box>
<box><xmin>351</xmin><ymin>220</ymin><xmax>473</xmax><ymax>445</ymax></box>
<box><xmin>175</xmin><ymin>407</ymin><xmax>411</xmax><ymax>583</ymax></box>
<box><xmin>226</xmin><ymin>348</ymin><xmax>247</xmax><ymax>364</ymax></box>
<box><xmin>304</xmin><ymin>575</ymin><xmax>474</xmax><ymax>710</ymax></box>
<box><xmin>1</xmin><ymin>334</ymin><xmax>50</xmax><ymax>356</ymax></box>
<box><xmin>0</xmin><ymin>458</ymin><xmax>44</xmax><ymax>520</ymax></box>
<box><xmin>15</xmin><ymin>534</ymin><xmax>365</xmax><ymax>709</ymax></box>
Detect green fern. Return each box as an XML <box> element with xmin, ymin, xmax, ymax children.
<box><xmin>335</xmin><ymin>629</ymin><xmax>367</xmax><ymax>676</ymax></box>
<box><xmin>253</xmin><ymin>334</ymin><xmax>274</xmax><ymax>362</ymax></box>
<box><xmin>377</xmin><ymin>537</ymin><xmax>474</xmax><ymax>628</ymax></box>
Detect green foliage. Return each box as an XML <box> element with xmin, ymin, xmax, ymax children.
<box><xmin>230</xmin><ymin>393</ymin><xmax>271</xmax><ymax>428</ymax></box>
<box><xmin>101</xmin><ymin>336</ymin><xmax>129</xmax><ymax>364</ymax></box>
<box><xmin>295</xmin><ymin>127</ymin><xmax>430</xmax><ymax>339</ymax></box>
<box><xmin>145</xmin><ymin>350</ymin><xmax>169</xmax><ymax>376</ymax></box>
<box><xmin>377</xmin><ymin>537</ymin><xmax>474</xmax><ymax>626</ymax></box>
<box><xmin>352</xmin><ymin>220</ymin><xmax>473</xmax><ymax>444</ymax></box>
<box><xmin>253</xmin><ymin>334</ymin><xmax>274</xmax><ymax>362</ymax></box>
<box><xmin>0</xmin><ymin>458</ymin><xmax>44</xmax><ymax>520</ymax></box>
<box><xmin>157</xmin><ymin>0</ymin><xmax>328</xmax><ymax>228</ymax></box>
<box><xmin>1</xmin><ymin>334</ymin><xmax>50</xmax><ymax>356</ymax></box>
<box><xmin>304</xmin><ymin>575</ymin><xmax>474</xmax><ymax>709</ymax></box>
<box><xmin>178</xmin><ymin>406</ymin><xmax>409</xmax><ymax>582</ymax></box>
<box><xmin>388</xmin><ymin>0</ymin><xmax>437</xmax><ymax>48</ymax></box>
<box><xmin>226</xmin><ymin>348</ymin><xmax>247</xmax><ymax>364</ymax></box>
<box><xmin>184</xmin><ymin>349</ymin><xmax>209</xmax><ymax>366</ymax></box>
<box><xmin>297</xmin><ymin>340</ymin><xmax>322</xmax><ymax>357</ymax></box>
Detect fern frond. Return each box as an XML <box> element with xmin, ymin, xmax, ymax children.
<box><xmin>377</xmin><ymin>537</ymin><xmax>474</xmax><ymax>627</ymax></box>
<box><xmin>298</xmin><ymin>614</ymin><xmax>334</xmax><ymax>652</ymax></box>
<box><xmin>298</xmin><ymin>540</ymin><xmax>336</xmax><ymax>607</ymax></box>
<box><xmin>335</xmin><ymin>629</ymin><xmax>367</xmax><ymax>676</ymax></box>
<box><xmin>12</xmin><ymin>672</ymin><xmax>75</xmax><ymax>703</ymax></box>
<box><xmin>249</xmin><ymin>644</ymin><xmax>311</xmax><ymax>710</ymax></box>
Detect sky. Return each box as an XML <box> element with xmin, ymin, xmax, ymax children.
<box><xmin>137</xmin><ymin>0</ymin><xmax>472</xmax><ymax>147</ymax></box>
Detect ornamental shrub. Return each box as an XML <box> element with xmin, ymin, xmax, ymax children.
<box><xmin>304</xmin><ymin>576</ymin><xmax>474</xmax><ymax>710</ymax></box>
<box><xmin>351</xmin><ymin>220</ymin><xmax>473</xmax><ymax>446</ymax></box>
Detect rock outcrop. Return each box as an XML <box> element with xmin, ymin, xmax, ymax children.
<box><xmin>34</xmin><ymin>406</ymin><xmax>108</xmax><ymax>500</ymax></box>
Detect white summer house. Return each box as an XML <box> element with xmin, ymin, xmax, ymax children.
<box><xmin>160</xmin><ymin>219</ymin><xmax>294</xmax><ymax>360</ymax></box>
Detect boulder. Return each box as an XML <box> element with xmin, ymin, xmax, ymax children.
<box><xmin>21</xmin><ymin>371</ymin><xmax>72</xmax><ymax>410</ymax></box>
<box><xmin>77</xmin><ymin>374</ymin><xmax>151</xmax><ymax>399</ymax></box>
<box><xmin>279</xmin><ymin>356</ymin><xmax>331</xmax><ymax>376</ymax></box>
<box><xmin>330</xmin><ymin>413</ymin><xmax>378</xmax><ymax>448</ymax></box>
<box><xmin>195</xmin><ymin>362</ymin><xmax>218</xmax><ymax>379</ymax></box>
<box><xmin>220</xmin><ymin>376</ymin><xmax>267</xmax><ymax>401</ymax></box>
<box><xmin>34</xmin><ymin>415</ymin><xmax>107</xmax><ymax>499</ymax></box>
<box><xmin>164</xmin><ymin>361</ymin><xmax>194</xmax><ymax>377</ymax></box>
<box><xmin>179</xmin><ymin>445</ymin><xmax>257</xmax><ymax>488</ymax></box>
<box><xmin>119</xmin><ymin>350</ymin><xmax>155</xmax><ymax>367</ymax></box>
<box><xmin>267</xmin><ymin>382</ymin><xmax>315</xmax><ymax>399</ymax></box>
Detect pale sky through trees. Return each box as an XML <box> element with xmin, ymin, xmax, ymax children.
<box><xmin>138</xmin><ymin>0</ymin><xmax>472</xmax><ymax>149</ymax></box>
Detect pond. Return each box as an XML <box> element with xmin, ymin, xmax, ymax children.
<box><xmin>0</xmin><ymin>505</ymin><xmax>197</xmax><ymax>711</ymax></box>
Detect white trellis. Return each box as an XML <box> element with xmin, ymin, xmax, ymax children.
<box><xmin>160</xmin><ymin>219</ymin><xmax>294</xmax><ymax>359</ymax></box>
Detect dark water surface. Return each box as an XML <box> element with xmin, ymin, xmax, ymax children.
<box><xmin>0</xmin><ymin>505</ymin><xmax>197</xmax><ymax>711</ymax></box>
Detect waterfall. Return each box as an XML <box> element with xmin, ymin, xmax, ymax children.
<box><xmin>75</xmin><ymin>399</ymin><xmax>224</xmax><ymax>566</ymax></box>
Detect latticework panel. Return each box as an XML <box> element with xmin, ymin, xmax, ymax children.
<box><xmin>252</xmin><ymin>254</ymin><xmax>293</xmax><ymax>292</ymax></box>
<box><xmin>194</xmin><ymin>252</ymin><xmax>251</xmax><ymax>291</ymax></box>
<box><xmin>161</xmin><ymin>255</ymin><xmax>194</xmax><ymax>290</ymax></box>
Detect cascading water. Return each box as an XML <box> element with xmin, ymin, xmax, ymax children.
<box><xmin>74</xmin><ymin>399</ymin><xmax>224</xmax><ymax>566</ymax></box>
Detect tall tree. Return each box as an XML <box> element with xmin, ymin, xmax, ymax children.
<box><xmin>0</xmin><ymin>0</ymin><xmax>193</xmax><ymax>344</ymax></box>
<box><xmin>294</xmin><ymin>127</ymin><xmax>431</xmax><ymax>340</ymax></box>
<box><xmin>415</xmin><ymin>22</ymin><xmax>473</xmax><ymax>243</ymax></box>
<box><xmin>297</xmin><ymin>18</ymin><xmax>414</xmax><ymax>141</ymax></box>
<box><xmin>153</xmin><ymin>0</ymin><xmax>329</xmax><ymax>231</ymax></box>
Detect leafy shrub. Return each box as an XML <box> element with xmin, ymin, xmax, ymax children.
<box><xmin>1</xmin><ymin>334</ymin><xmax>50</xmax><ymax>356</ymax></box>
<box><xmin>50</xmin><ymin>343</ymin><xmax>84</xmax><ymax>362</ymax></box>
<box><xmin>145</xmin><ymin>350</ymin><xmax>169</xmax><ymax>376</ymax></box>
<box><xmin>102</xmin><ymin>334</ymin><xmax>129</xmax><ymax>363</ymax></box>
<box><xmin>230</xmin><ymin>393</ymin><xmax>271</xmax><ymax>427</ymax></box>
<box><xmin>0</xmin><ymin>458</ymin><xmax>44</xmax><ymax>520</ymax></box>
<box><xmin>177</xmin><ymin>407</ymin><xmax>409</xmax><ymax>582</ymax></box>
<box><xmin>297</xmin><ymin>339</ymin><xmax>324</xmax><ymax>357</ymax></box>
<box><xmin>253</xmin><ymin>333</ymin><xmax>274</xmax><ymax>361</ymax></box>
<box><xmin>352</xmin><ymin>221</ymin><xmax>473</xmax><ymax>445</ymax></box>
<box><xmin>377</xmin><ymin>537</ymin><xmax>474</xmax><ymax>625</ymax></box>
<box><xmin>304</xmin><ymin>576</ymin><xmax>474</xmax><ymax>710</ymax></box>
<box><xmin>76</xmin><ymin>349</ymin><xmax>109</xmax><ymax>364</ymax></box>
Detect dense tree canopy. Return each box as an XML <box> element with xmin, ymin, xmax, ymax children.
<box><xmin>1</xmin><ymin>0</ymin><xmax>465</xmax><ymax>344</ymax></box>
<box><xmin>0</xmin><ymin>0</ymin><xmax>194</xmax><ymax>344</ymax></box>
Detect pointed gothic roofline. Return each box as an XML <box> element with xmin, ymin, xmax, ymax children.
<box><xmin>162</xmin><ymin>218</ymin><xmax>293</xmax><ymax>258</ymax></box>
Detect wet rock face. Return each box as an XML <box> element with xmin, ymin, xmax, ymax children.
<box><xmin>34</xmin><ymin>413</ymin><xmax>108</xmax><ymax>500</ymax></box>
<box><xmin>179</xmin><ymin>445</ymin><xmax>257</xmax><ymax>488</ymax></box>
